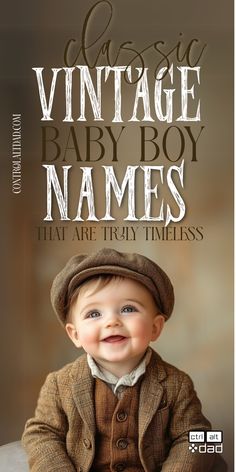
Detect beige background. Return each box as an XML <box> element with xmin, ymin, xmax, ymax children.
<box><xmin>1</xmin><ymin>0</ymin><xmax>233</xmax><ymax>469</ymax></box>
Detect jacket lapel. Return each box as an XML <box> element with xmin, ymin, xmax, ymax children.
<box><xmin>70</xmin><ymin>353</ymin><xmax>96</xmax><ymax>436</ymax></box>
<box><xmin>138</xmin><ymin>350</ymin><xmax>167</xmax><ymax>439</ymax></box>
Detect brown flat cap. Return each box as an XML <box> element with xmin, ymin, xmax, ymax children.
<box><xmin>51</xmin><ymin>248</ymin><xmax>174</xmax><ymax>325</ymax></box>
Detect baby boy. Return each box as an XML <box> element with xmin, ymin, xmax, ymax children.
<box><xmin>22</xmin><ymin>248</ymin><xmax>227</xmax><ymax>471</ymax></box>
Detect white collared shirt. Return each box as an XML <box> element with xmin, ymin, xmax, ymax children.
<box><xmin>87</xmin><ymin>347</ymin><xmax>152</xmax><ymax>397</ymax></box>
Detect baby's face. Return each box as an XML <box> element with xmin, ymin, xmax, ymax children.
<box><xmin>66</xmin><ymin>277</ymin><xmax>164</xmax><ymax>375</ymax></box>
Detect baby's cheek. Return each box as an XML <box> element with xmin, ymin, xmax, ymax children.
<box><xmin>131</xmin><ymin>319</ymin><xmax>152</xmax><ymax>338</ymax></box>
<box><xmin>79</xmin><ymin>326</ymin><xmax>98</xmax><ymax>345</ymax></box>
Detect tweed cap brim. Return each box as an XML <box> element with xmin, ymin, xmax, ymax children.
<box><xmin>51</xmin><ymin>248</ymin><xmax>174</xmax><ymax>325</ymax></box>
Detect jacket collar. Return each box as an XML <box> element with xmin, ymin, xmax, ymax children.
<box><xmin>138</xmin><ymin>349</ymin><xmax>167</xmax><ymax>439</ymax></box>
<box><xmin>70</xmin><ymin>353</ymin><xmax>96</xmax><ymax>435</ymax></box>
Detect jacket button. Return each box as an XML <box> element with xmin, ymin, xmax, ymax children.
<box><xmin>116</xmin><ymin>410</ymin><xmax>128</xmax><ymax>422</ymax></box>
<box><xmin>116</xmin><ymin>438</ymin><xmax>128</xmax><ymax>449</ymax></box>
<box><xmin>114</xmin><ymin>464</ymin><xmax>126</xmax><ymax>472</ymax></box>
<box><xmin>83</xmin><ymin>438</ymin><xmax>91</xmax><ymax>449</ymax></box>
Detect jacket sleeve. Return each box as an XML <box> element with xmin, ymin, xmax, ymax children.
<box><xmin>161</xmin><ymin>373</ymin><xmax>227</xmax><ymax>472</ymax></box>
<box><xmin>22</xmin><ymin>372</ymin><xmax>76</xmax><ymax>472</ymax></box>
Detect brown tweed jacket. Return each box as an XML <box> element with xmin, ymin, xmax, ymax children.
<box><xmin>22</xmin><ymin>349</ymin><xmax>226</xmax><ymax>472</ymax></box>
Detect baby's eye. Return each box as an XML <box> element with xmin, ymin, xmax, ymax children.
<box><xmin>86</xmin><ymin>311</ymin><xmax>101</xmax><ymax>319</ymax></box>
<box><xmin>121</xmin><ymin>305</ymin><xmax>137</xmax><ymax>314</ymax></box>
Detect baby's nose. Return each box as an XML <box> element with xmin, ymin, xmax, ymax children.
<box><xmin>105</xmin><ymin>312</ymin><xmax>122</xmax><ymax>327</ymax></box>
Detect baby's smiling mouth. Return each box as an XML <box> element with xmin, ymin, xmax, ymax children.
<box><xmin>102</xmin><ymin>335</ymin><xmax>127</xmax><ymax>343</ymax></box>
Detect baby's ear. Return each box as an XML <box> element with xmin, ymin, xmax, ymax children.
<box><xmin>151</xmin><ymin>314</ymin><xmax>165</xmax><ymax>341</ymax></box>
<box><xmin>65</xmin><ymin>323</ymin><xmax>82</xmax><ymax>348</ymax></box>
